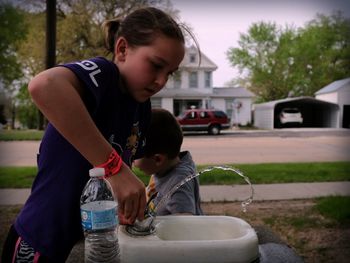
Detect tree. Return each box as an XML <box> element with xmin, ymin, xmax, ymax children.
<box><xmin>0</xmin><ymin>91</ymin><xmax>7</xmax><ymax>125</ymax></box>
<box><xmin>17</xmin><ymin>11</ymin><xmax>46</xmax><ymax>79</ymax></box>
<box><xmin>13</xmin><ymin>0</ymin><xmax>177</xmax><ymax>129</ymax></box>
<box><xmin>16</xmin><ymin>83</ymin><xmax>39</xmax><ymax>129</ymax></box>
<box><xmin>0</xmin><ymin>3</ymin><xmax>28</xmax><ymax>128</ymax></box>
<box><xmin>226</xmin><ymin>22</ymin><xmax>297</xmax><ymax>102</ymax></box>
<box><xmin>0</xmin><ymin>2</ymin><xmax>27</xmax><ymax>86</ymax></box>
<box><xmin>290</xmin><ymin>12</ymin><xmax>350</xmax><ymax>97</ymax></box>
<box><xmin>18</xmin><ymin>0</ymin><xmax>177</xmax><ymax>66</ymax></box>
<box><xmin>226</xmin><ymin>12</ymin><xmax>350</xmax><ymax>102</ymax></box>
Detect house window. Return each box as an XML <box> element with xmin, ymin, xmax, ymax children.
<box><xmin>189</xmin><ymin>72</ymin><xmax>198</xmax><ymax>88</ymax></box>
<box><xmin>150</xmin><ymin>98</ymin><xmax>161</xmax><ymax>108</ymax></box>
<box><xmin>190</xmin><ymin>53</ymin><xmax>196</xmax><ymax>63</ymax></box>
<box><xmin>205</xmin><ymin>71</ymin><xmax>211</xmax><ymax>88</ymax></box>
<box><xmin>172</xmin><ymin>71</ymin><xmax>181</xmax><ymax>89</ymax></box>
<box><xmin>225</xmin><ymin>99</ymin><xmax>234</xmax><ymax>121</ymax></box>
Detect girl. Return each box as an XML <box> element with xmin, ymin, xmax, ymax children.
<box><xmin>2</xmin><ymin>7</ymin><xmax>185</xmax><ymax>262</ymax></box>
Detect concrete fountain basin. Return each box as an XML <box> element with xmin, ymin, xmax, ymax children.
<box><xmin>118</xmin><ymin>215</ymin><xmax>259</xmax><ymax>263</ymax></box>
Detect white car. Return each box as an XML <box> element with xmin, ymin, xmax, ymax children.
<box><xmin>279</xmin><ymin>108</ymin><xmax>303</xmax><ymax>125</ymax></box>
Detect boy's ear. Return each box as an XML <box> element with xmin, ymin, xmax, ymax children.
<box><xmin>153</xmin><ymin>154</ymin><xmax>167</xmax><ymax>166</ymax></box>
<box><xmin>115</xmin><ymin>37</ymin><xmax>128</xmax><ymax>62</ymax></box>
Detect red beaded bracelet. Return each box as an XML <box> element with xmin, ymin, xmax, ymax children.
<box><xmin>96</xmin><ymin>148</ymin><xmax>123</xmax><ymax>178</ymax></box>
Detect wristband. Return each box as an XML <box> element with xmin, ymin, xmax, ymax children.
<box><xmin>96</xmin><ymin>148</ymin><xmax>123</xmax><ymax>178</ymax></box>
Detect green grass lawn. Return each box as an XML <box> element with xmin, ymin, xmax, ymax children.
<box><xmin>197</xmin><ymin>162</ymin><xmax>350</xmax><ymax>184</ymax></box>
<box><xmin>316</xmin><ymin>196</ymin><xmax>350</xmax><ymax>224</ymax></box>
<box><xmin>1</xmin><ymin>130</ymin><xmax>349</xmax><ymax>186</ymax></box>
<box><xmin>1</xmin><ymin>161</ymin><xmax>349</xmax><ymax>188</ymax></box>
<box><xmin>0</xmin><ymin>129</ymin><xmax>44</xmax><ymax>141</ymax></box>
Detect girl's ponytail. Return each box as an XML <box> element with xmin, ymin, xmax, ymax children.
<box><xmin>102</xmin><ymin>19</ymin><xmax>121</xmax><ymax>53</ymax></box>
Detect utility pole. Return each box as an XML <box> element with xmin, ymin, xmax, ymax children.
<box><xmin>46</xmin><ymin>0</ymin><xmax>56</xmax><ymax>69</ymax></box>
<box><xmin>38</xmin><ymin>0</ymin><xmax>56</xmax><ymax>130</ymax></box>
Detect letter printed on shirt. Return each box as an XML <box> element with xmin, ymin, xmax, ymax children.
<box><xmin>76</xmin><ymin>60</ymin><xmax>101</xmax><ymax>87</ymax></box>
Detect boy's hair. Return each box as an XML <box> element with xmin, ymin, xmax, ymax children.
<box><xmin>144</xmin><ymin>108</ymin><xmax>183</xmax><ymax>159</ymax></box>
<box><xmin>102</xmin><ymin>7</ymin><xmax>185</xmax><ymax>54</ymax></box>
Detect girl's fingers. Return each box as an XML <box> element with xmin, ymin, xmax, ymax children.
<box><xmin>123</xmin><ymin>198</ymin><xmax>134</xmax><ymax>220</ymax></box>
<box><xmin>138</xmin><ymin>192</ymin><xmax>147</xmax><ymax>221</ymax></box>
<box><xmin>118</xmin><ymin>211</ymin><xmax>129</xmax><ymax>225</ymax></box>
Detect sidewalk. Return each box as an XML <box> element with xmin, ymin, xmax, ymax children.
<box><xmin>200</xmin><ymin>182</ymin><xmax>350</xmax><ymax>202</ymax></box>
<box><xmin>1</xmin><ymin>181</ymin><xmax>350</xmax><ymax>205</ymax></box>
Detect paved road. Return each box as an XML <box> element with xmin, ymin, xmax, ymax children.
<box><xmin>183</xmin><ymin>133</ymin><xmax>350</xmax><ymax>165</ymax></box>
<box><xmin>1</xmin><ymin>129</ymin><xmax>349</xmax><ymax>166</ymax></box>
<box><xmin>0</xmin><ymin>129</ymin><xmax>349</xmax><ymax>205</ymax></box>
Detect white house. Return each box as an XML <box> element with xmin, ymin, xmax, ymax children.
<box><xmin>151</xmin><ymin>46</ymin><xmax>255</xmax><ymax>126</ymax></box>
<box><xmin>315</xmin><ymin>78</ymin><xmax>350</xmax><ymax>128</ymax></box>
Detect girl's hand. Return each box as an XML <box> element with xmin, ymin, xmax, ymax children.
<box><xmin>106</xmin><ymin>162</ymin><xmax>146</xmax><ymax>225</ymax></box>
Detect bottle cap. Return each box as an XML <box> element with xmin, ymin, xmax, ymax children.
<box><xmin>89</xmin><ymin>167</ymin><xmax>105</xmax><ymax>177</ymax></box>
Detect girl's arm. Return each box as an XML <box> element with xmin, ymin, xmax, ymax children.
<box><xmin>28</xmin><ymin>66</ymin><xmax>146</xmax><ymax>224</ymax></box>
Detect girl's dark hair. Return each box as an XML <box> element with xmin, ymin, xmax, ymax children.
<box><xmin>102</xmin><ymin>7</ymin><xmax>185</xmax><ymax>53</ymax></box>
<box><xmin>144</xmin><ymin>108</ymin><xmax>183</xmax><ymax>159</ymax></box>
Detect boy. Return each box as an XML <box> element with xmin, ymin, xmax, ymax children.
<box><xmin>134</xmin><ymin>108</ymin><xmax>203</xmax><ymax>215</ymax></box>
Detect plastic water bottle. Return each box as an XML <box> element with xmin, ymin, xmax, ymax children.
<box><xmin>80</xmin><ymin>167</ymin><xmax>120</xmax><ymax>263</ymax></box>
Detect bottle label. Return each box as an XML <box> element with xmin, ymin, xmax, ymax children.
<box><xmin>81</xmin><ymin>200</ymin><xmax>118</xmax><ymax>231</ymax></box>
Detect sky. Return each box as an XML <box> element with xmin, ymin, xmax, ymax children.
<box><xmin>171</xmin><ymin>0</ymin><xmax>350</xmax><ymax>87</ymax></box>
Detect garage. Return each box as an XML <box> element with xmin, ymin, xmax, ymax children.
<box><xmin>315</xmin><ymin>78</ymin><xmax>350</xmax><ymax>129</ymax></box>
<box><xmin>253</xmin><ymin>96</ymin><xmax>339</xmax><ymax>129</ymax></box>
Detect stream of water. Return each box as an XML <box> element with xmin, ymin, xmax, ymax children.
<box><xmin>154</xmin><ymin>165</ymin><xmax>255</xmax><ymax>214</ymax></box>
<box><xmin>127</xmin><ymin>165</ymin><xmax>255</xmax><ymax>236</ymax></box>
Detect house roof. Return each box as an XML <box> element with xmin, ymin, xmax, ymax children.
<box><xmin>180</xmin><ymin>46</ymin><xmax>217</xmax><ymax>70</ymax></box>
<box><xmin>154</xmin><ymin>88</ymin><xmax>210</xmax><ymax>98</ymax></box>
<box><xmin>254</xmin><ymin>96</ymin><xmax>338</xmax><ymax>109</ymax></box>
<box><xmin>154</xmin><ymin>87</ymin><xmax>255</xmax><ymax>99</ymax></box>
<box><xmin>212</xmin><ymin>87</ymin><xmax>255</xmax><ymax>98</ymax></box>
<box><xmin>315</xmin><ymin>77</ymin><xmax>350</xmax><ymax>95</ymax></box>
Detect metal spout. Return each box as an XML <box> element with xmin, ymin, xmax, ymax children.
<box><xmin>126</xmin><ymin>201</ymin><xmax>156</xmax><ymax>236</ymax></box>
<box><xmin>126</xmin><ymin>216</ymin><xmax>155</xmax><ymax>236</ymax></box>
